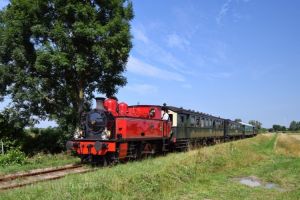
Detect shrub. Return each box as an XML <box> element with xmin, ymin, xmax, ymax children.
<box><xmin>0</xmin><ymin>148</ymin><xmax>27</xmax><ymax>166</ymax></box>
<box><xmin>22</xmin><ymin>127</ymin><xmax>69</xmax><ymax>155</ymax></box>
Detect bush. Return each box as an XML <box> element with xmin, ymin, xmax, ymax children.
<box><xmin>0</xmin><ymin>137</ymin><xmax>20</xmax><ymax>152</ymax></box>
<box><xmin>0</xmin><ymin>148</ymin><xmax>27</xmax><ymax>166</ymax></box>
<box><xmin>22</xmin><ymin>127</ymin><xmax>69</xmax><ymax>155</ymax></box>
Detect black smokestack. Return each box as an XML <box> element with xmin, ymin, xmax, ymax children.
<box><xmin>95</xmin><ymin>97</ymin><xmax>105</xmax><ymax>110</ymax></box>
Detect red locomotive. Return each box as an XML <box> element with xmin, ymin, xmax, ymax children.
<box><xmin>66</xmin><ymin>97</ymin><xmax>172</xmax><ymax>164</ymax></box>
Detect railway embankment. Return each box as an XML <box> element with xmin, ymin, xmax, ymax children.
<box><xmin>1</xmin><ymin>134</ymin><xmax>300</xmax><ymax>199</ymax></box>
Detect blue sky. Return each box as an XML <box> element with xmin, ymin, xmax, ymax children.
<box><xmin>1</xmin><ymin>0</ymin><xmax>300</xmax><ymax>128</ymax></box>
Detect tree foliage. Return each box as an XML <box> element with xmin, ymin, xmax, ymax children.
<box><xmin>234</xmin><ymin>118</ymin><xmax>242</xmax><ymax>123</ymax></box>
<box><xmin>0</xmin><ymin>0</ymin><xmax>133</xmax><ymax>132</ymax></box>
<box><xmin>289</xmin><ymin>121</ymin><xmax>300</xmax><ymax>131</ymax></box>
<box><xmin>272</xmin><ymin>124</ymin><xmax>286</xmax><ymax>132</ymax></box>
<box><xmin>0</xmin><ymin>108</ymin><xmax>31</xmax><ymax>139</ymax></box>
<box><xmin>248</xmin><ymin>120</ymin><xmax>262</xmax><ymax>129</ymax></box>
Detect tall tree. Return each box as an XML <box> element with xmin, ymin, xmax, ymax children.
<box><xmin>0</xmin><ymin>0</ymin><xmax>133</xmax><ymax>132</ymax></box>
<box><xmin>289</xmin><ymin>121</ymin><xmax>298</xmax><ymax>131</ymax></box>
<box><xmin>248</xmin><ymin>120</ymin><xmax>262</xmax><ymax>129</ymax></box>
<box><xmin>297</xmin><ymin>122</ymin><xmax>300</xmax><ymax>131</ymax></box>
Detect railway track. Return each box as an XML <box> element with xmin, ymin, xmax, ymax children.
<box><xmin>0</xmin><ymin>164</ymin><xmax>91</xmax><ymax>191</ymax></box>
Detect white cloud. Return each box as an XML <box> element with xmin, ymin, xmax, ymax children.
<box><xmin>127</xmin><ymin>56</ymin><xmax>185</xmax><ymax>82</ymax></box>
<box><xmin>132</xmin><ymin>27</ymin><xmax>194</xmax><ymax>75</ymax></box>
<box><xmin>181</xmin><ymin>83</ymin><xmax>192</xmax><ymax>89</ymax></box>
<box><xmin>216</xmin><ymin>0</ymin><xmax>251</xmax><ymax>25</ymax></box>
<box><xmin>132</xmin><ymin>27</ymin><xmax>149</xmax><ymax>44</ymax></box>
<box><xmin>216</xmin><ymin>0</ymin><xmax>233</xmax><ymax>25</ymax></box>
<box><xmin>206</xmin><ymin>72</ymin><xmax>232</xmax><ymax>79</ymax></box>
<box><xmin>167</xmin><ymin>33</ymin><xmax>190</xmax><ymax>50</ymax></box>
<box><xmin>125</xmin><ymin>84</ymin><xmax>158</xmax><ymax>95</ymax></box>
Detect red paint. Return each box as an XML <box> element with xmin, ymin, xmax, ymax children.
<box><xmin>127</xmin><ymin>106</ymin><xmax>161</xmax><ymax>119</ymax></box>
<box><xmin>104</xmin><ymin>98</ymin><xmax>118</xmax><ymax>116</ymax></box>
<box><xmin>116</xmin><ymin>117</ymin><xmax>167</xmax><ymax>139</ymax></box>
<box><xmin>118</xmin><ymin>143</ymin><xmax>128</xmax><ymax>159</ymax></box>
<box><xmin>118</xmin><ymin>102</ymin><xmax>128</xmax><ymax>116</ymax></box>
<box><xmin>74</xmin><ymin>141</ymin><xmax>116</xmax><ymax>155</ymax></box>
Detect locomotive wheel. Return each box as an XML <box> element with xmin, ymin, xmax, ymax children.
<box><xmin>91</xmin><ymin>155</ymin><xmax>108</xmax><ymax>167</ymax></box>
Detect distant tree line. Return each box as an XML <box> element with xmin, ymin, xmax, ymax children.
<box><xmin>268</xmin><ymin>121</ymin><xmax>300</xmax><ymax>132</ymax></box>
<box><xmin>270</xmin><ymin>125</ymin><xmax>287</xmax><ymax>132</ymax></box>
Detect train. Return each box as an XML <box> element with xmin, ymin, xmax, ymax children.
<box><xmin>66</xmin><ymin>97</ymin><xmax>256</xmax><ymax>165</ymax></box>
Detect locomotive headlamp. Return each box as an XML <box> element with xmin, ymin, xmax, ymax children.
<box><xmin>100</xmin><ymin>128</ymin><xmax>111</xmax><ymax>140</ymax></box>
<box><xmin>106</xmin><ymin>130</ymin><xmax>111</xmax><ymax>137</ymax></box>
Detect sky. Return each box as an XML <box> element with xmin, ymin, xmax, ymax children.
<box><xmin>1</xmin><ymin>0</ymin><xmax>300</xmax><ymax>128</ymax></box>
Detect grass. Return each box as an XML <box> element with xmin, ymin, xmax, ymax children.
<box><xmin>0</xmin><ymin>152</ymin><xmax>80</xmax><ymax>176</ymax></box>
<box><xmin>275</xmin><ymin>134</ymin><xmax>300</xmax><ymax>157</ymax></box>
<box><xmin>1</xmin><ymin>134</ymin><xmax>300</xmax><ymax>199</ymax></box>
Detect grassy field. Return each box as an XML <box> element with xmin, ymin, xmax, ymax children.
<box><xmin>1</xmin><ymin>134</ymin><xmax>300</xmax><ymax>200</ymax></box>
<box><xmin>0</xmin><ymin>153</ymin><xmax>80</xmax><ymax>176</ymax></box>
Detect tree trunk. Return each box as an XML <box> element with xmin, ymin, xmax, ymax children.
<box><xmin>77</xmin><ymin>80</ymin><xmax>84</xmax><ymax>129</ymax></box>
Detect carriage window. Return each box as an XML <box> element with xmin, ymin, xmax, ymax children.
<box><xmin>201</xmin><ymin>118</ymin><xmax>204</xmax><ymax>127</ymax></box>
<box><xmin>206</xmin><ymin>119</ymin><xmax>210</xmax><ymax>127</ymax></box>
<box><xmin>180</xmin><ymin>115</ymin><xmax>184</xmax><ymax>123</ymax></box>
<box><xmin>169</xmin><ymin>114</ymin><xmax>173</xmax><ymax>123</ymax></box>
<box><xmin>191</xmin><ymin>116</ymin><xmax>195</xmax><ymax>126</ymax></box>
<box><xmin>191</xmin><ymin>116</ymin><xmax>195</xmax><ymax>123</ymax></box>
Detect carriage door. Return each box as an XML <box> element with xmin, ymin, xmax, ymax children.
<box><xmin>162</xmin><ymin>113</ymin><xmax>172</xmax><ymax>137</ymax></box>
<box><xmin>224</xmin><ymin>120</ymin><xmax>229</xmax><ymax>139</ymax></box>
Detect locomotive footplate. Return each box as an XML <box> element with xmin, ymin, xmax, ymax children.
<box><xmin>67</xmin><ymin>140</ymin><xmax>116</xmax><ymax>155</ymax></box>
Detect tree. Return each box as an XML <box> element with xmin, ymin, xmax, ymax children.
<box><xmin>289</xmin><ymin>121</ymin><xmax>300</xmax><ymax>131</ymax></box>
<box><xmin>0</xmin><ymin>108</ymin><xmax>32</xmax><ymax>139</ymax></box>
<box><xmin>289</xmin><ymin>121</ymin><xmax>298</xmax><ymax>131</ymax></box>
<box><xmin>234</xmin><ymin>118</ymin><xmax>242</xmax><ymax>123</ymax></box>
<box><xmin>272</xmin><ymin>124</ymin><xmax>286</xmax><ymax>132</ymax></box>
<box><xmin>0</xmin><ymin>0</ymin><xmax>133</xmax><ymax>133</ymax></box>
<box><xmin>298</xmin><ymin>122</ymin><xmax>300</xmax><ymax>131</ymax></box>
<box><xmin>248</xmin><ymin>120</ymin><xmax>262</xmax><ymax>129</ymax></box>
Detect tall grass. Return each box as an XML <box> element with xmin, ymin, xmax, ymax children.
<box><xmin>275</xmin><ymin>134</ymin><xmax>300</xmax><ymax>157</ymax></box>
<box><xmin>1</xmin><ymin>134</ymin><xmax>300</xmax><ymax>200</ymax></box>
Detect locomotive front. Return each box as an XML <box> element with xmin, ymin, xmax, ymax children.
<box><xmin>77</xmin><ymin>97</ymin><xmax>113</xmax><ymax>140</ymax></box>
<box><xmin>66</xmin><ymin>97</ymin><xmax>117</xmax><ymax>163</ymax></box>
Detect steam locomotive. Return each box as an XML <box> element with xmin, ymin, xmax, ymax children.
<box><xmin>66</xmin><ymin>97</ymin><xmax>256</xmax><ymax>164</ymax></box>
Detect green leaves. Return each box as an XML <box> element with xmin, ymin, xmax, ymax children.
<box><xmin>0</xmin><ymin>0</ymin><xmax>133</xmax><ymax>132</ymax></box>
